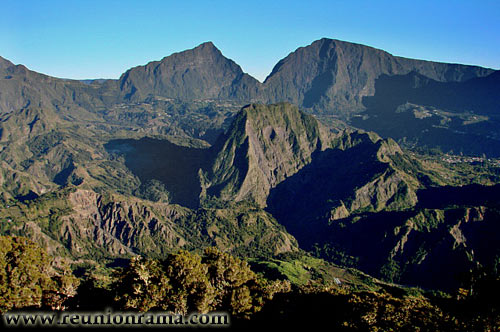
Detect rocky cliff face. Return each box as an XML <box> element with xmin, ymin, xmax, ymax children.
<box><xmin>201</xmin><ymin>102</ymin><xmax>419</xmax><ymax>220</ymax></box>
<box><xmin>266</xmin><ymin>129</ymin><xmax>419</xmax><ymax>236</ymax></box>
<box><xmin>311</xmin><ymin>203</ymin><xmax>500</xmax><ymax>292</ymax></box>
<box><xmin>2</xmin><ymin>188</ymin><xmax>299</xmax><ymax>264</ymax></box>
<box><xmin>261</xmin><ymin>38</ymin><xmax>494</xmax><ymax>115</ymax></box>
<box><xmin>118</xmin><ymin>42</ymin><xmax>262</xmax><ymax>102</ymax></box>
<box><xmin>201</xmin><ymin>103</ymin><xmax>331</xmax><ymax>206</ymax></box>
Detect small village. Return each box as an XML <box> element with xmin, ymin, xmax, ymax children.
<box><xmin>441</xmin><ymin>154</ymin><xmax>500</xmax><ymax>167</ymax></box>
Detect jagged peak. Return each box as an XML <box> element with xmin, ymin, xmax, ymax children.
<box><xmin>119</xmin><ymin>41</ymin><xmax>227</xmax><ymax>78</ymax></box>
<box><xmin>116</xmin><ymin>40</ymin><xmax>255</xmax><ymax>101</ymax></box>
<box><xmin>265</xmin><ymin>38</ymin><xmax>387</xmax><ymax>80</ymax></box>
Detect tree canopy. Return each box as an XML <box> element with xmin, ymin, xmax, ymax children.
<box><xmin>0</xmin><ymin>235</ymin><xmax>78</xmax><ymax>312</ymax></box>
<box><xmin>112</xmin><ymin>248</ymin><xmax>290</xmax><ymax>318</ymax></box>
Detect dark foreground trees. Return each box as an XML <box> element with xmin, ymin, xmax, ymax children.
<box><xmin>0</xmin><ymin>235</ymin><xmax>79</xmax><ymax>312</ymax></box>
<box><xmin>112</xmin><ymin>248</ymin><xmax>290</xmax><ymax>318</ymax></box>
<box><xmin>1</xmin><ymin>235</ymin><xmax>499</xmax><ymax>331</ymax></box>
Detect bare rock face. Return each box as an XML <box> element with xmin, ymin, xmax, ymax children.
<box><xmin>3</xmin><ymin>187</ymin><xmax>299</xmax><ymax>263</ymax></box>
<box><xmin>0</xmin><ymin>56</ymin><xmax>14</xmax><ymax>70</ymax></box>
<box><xmin>60</xmin><ymin>189</ymin><xmax>187</xmax><ymax>257</ymax></box>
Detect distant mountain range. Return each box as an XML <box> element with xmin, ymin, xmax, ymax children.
<box><xmin>1</xmin><ymin>38</ymin><xmax>500</xmax><ymax>292</ymax></box>
<box><xmin>1</xmin><ymin>38</ymin><xmax>498</xmax><ymax>155</ymax></box>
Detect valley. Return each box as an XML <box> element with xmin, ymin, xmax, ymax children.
<box><xmin>0</xmin><ymin>38</ymin><xmax>499</xmax><ymax>329</ymax></box>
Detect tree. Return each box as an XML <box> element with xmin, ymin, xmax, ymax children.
<box><xmin>0</xmin><ymin>235</ymin><xmax>78</xmax><ymax>312</ymax></box>
<box><xmin>162</xmin><ymin>250</ymin><xmax>214</xmax><ymax>314</ymax></box>
<box><xmin>112</xmin><ymin>248</ymin><xmax>290</xmax><ymax>318</ymax></box>
<box><xmin>202</xmin><ymin>247</ymin><xmax>290</xmax><ymax>318</ymax></box>
<box><xmin>113</xmin><ymin>251</ymin><xmax>216</xmax><ymax>314</ymax></box>
<box><xmin>112</xmin><ymin>256</ymin><xmax>171</xmax><ymax>312</ymax></box>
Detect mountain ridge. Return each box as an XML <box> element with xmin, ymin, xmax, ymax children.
<box><xmin>201</xmin><ymin>103</ymin><xmax>330</xmax><ymax>206</ymax></box>
<box><xmin>0</xmin><ymin>56</ymin><xmax>14</xmax><ymax>69</ymax></box>
<box><xmin>2</xmin><ymin>37</ymin><xmax>495</xmax><ymax>115</ymax></box>
<box><xmin>261</xmin><ymin>38</ymin><xmax>494</xmax><ymax>115</ymax></box>
<box><xmin>1</xmin><ymin>39</ymin><xmax>500</xmax><ymax>295</ymax></box>
<box><xmin>1</xmin><ymin>96</ymin><xmax>500</xmax><ymax>293</ymax></box>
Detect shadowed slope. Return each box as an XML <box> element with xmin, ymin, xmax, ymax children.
<box><xmin>105</xmin><ymin>138</ymin><xmax>213</xmax><ymax>208</ymax></box>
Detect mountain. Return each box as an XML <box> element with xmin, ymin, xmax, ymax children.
<box><xmin>261</xmin><ymin>38</ymin><xmax>494</xmax><ymax>116</ymax></box>
<box><xmin>114</xmin><ymin>39</ymin><xmax>499</xmax><ymax>155</ymax></box>
<box><xmin>0</xmin><ymin>56</ymin><xmax>14</xmax><ymax>69</ymax></box>
<box><xmin>1</xmin><ymin>96</ymin><xmax>500</xmax><ymax>293</ymax></box>
<box><xmin>198</xmin><ymin>102</ymin><xmax>500</xmax><ymax>291</ymax></box>
<box><xmin>117</xmin><ymin>42</ymin><xmax>262</xmax><ymax>102</ymax></box>
<box><xmin>0</xmin><ymin>186</ymin><xmax>299</xmax><ymax>264</ymax></box>
<box><xmin>0</xmin><ymin>55</ymin><xmax>116</xmax><ymax>121</ymax></box>
<box><xmin>351</xmin><ymin>70</ymin><xmax>500</xmax><ymax>156</ymax></box>
<box><xmin>301</xmin><ymin>188</ymin><xmax>500</xmax><ymax>292</ymax></box>
<box><xmin>201</xmin><ymin>103</ymin><xmax>330</xmax><ymax>206</ymax></box>
<box><xmin>1</xmin><ymin>40</ymin><xmax>500</xmax><ymax>295</ymax></box>
<box><xmin>1</xmin><ymin>40</ymin><xmax>495</xmax><ymax>118</ymax></box>
<box><xmin>2</xmin><ymin>39</ymin><xmax>497</xmax><ymax>157</ymax></box>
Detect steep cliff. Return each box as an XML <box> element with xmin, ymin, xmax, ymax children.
<box><xmin>201</xmin><ymin>103</ymin><xmax>330</xmax><ymax>206</ymax></box>
<box><xmin>262</xmin><ymin>38</ymin><xmax>493</xmax><ymax>115</ymax></box>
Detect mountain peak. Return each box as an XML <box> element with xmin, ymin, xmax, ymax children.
<box><xmin>161</xmin><ymin>41</ymin><xmax>222</xmax><ymax>62</ymax></box>
<box><xmin>202</xmin><ymin>102</ymin><xmax>329</xmax><ymax>206</ymax></box>
<box><xmin>194</xmin><ymin>41</ymin><xmax>217</xmax><ymax>50</ymax></box>
<box><xmin>0</xmin><ymin>56</ymin><xmax>14</xmax><ymax>69</ymax></box>
<box><xmin>262</xmin><ymin>37</ymin><xmax>494</xmax><ymax>114</ymax></box>
<box><xmin>118</xmin><ymin>41</ymin><xmax>260</xmax><ymax>101</ymax></box>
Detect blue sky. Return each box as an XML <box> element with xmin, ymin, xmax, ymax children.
<box><xmin>2</xmin><ymin>0</ymin><xmax>499</xmax><ymax>82</ymax></box>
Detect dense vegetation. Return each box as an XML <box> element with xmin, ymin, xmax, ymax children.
<box><xmin>1</xmin><ymin>235</ymin><xmax>498</xmax><ymax>331</ymax></box>
<box><xmin>1</xmin><ymin>40</ymin><xmax>500</xmax><ymax>330</ymax></box>
<box><xmin>0</xmin><ymin>236</ymin><xmax>78</xmax><ymax>312</ymax></box>
<box><xmin>2</xmin><ymin>102</ymin><xmax>500</xmax><ymax>308</ymax></box>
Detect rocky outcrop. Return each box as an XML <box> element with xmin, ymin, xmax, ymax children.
<box><xmin>383</xmin><ymin>206</ymin><xmax>497</xmax><ymax>290</ymax></box>
<box><xmin>3</xmin><ymin>188</ymin><xmax>299</xmax><ymax>262</ymax></box>
<box><xmin>62</xmin><ymin>189</ymin><xmax>187</xmax><ymax>257</ymax></box>
<box><xmin>306</xmin><ymin>196</ymin><xmax>500</xmax><ymax>292</ymax></box>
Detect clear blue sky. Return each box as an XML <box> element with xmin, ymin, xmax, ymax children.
<box><xmin>2</xmin><ymin>0</ymin><xmax>499</xmax><ymax>82</ymax></box>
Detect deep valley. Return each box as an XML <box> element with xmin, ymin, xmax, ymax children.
<box><xmin>0</xmin><ymin>38</ymin><xmax>499</xmax><ymax>330</ymax></box>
